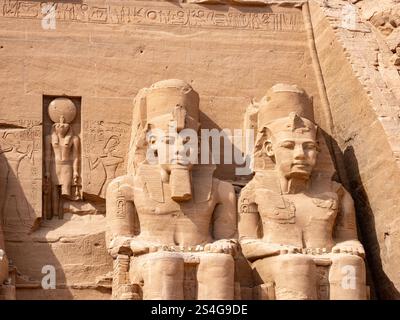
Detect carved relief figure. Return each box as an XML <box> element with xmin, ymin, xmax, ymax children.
<box><xmin>239</xmin><ymin>84</ymin><xmax>367</xmax><ymax>300</ymax></box>
<box><xmin>88</xmin><ymin>135</ymin><xmax>124</xmax><ymax>198</ymax></box>
<box><xmin>0</xmin><ymin>132</ymin><xmax>34</xmax><ymax>228</ymax></box>
<box><xmin>82</xmin><ymin>120</ymin><xmax>130</xmax><ymax>199</ymax></box>
<box><xmin>106</xmin><ymin>79</ymin><xmax>238</xmax><ymax>300</ymax></box>
<box><xmin>44</xmin><ymin>98</ymin><xmax>81</xmax><ymax>219</ymax></box>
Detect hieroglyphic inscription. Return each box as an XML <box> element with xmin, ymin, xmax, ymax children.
<box><xmin>1</xmin><ymin>1</ymin><xmax>304</xmax><ymax>32</ymax></box>
<box><xmin>82</xmin><ymin>120</ymin><xmax>130</xmax><ymax>198</ymax></box>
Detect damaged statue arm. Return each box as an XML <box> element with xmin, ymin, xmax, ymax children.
<box><xmin>238</xmin><ymin>187</ymin><xmax>291</xmax><ymax>261</ymax></box>
<box><xmin>106</xmin><ymin>174</ymin><xmax>136</xmax><ymax>258</ymax></box>
<box><xmin>239</xmin><ymin>211</ymin><xmax>283</xmax><ymax>261</ymax></box>
<box><xmin>332</xmin><ymin>185</ymin><xmax>365</xmax><ymax>257</ymax></box>
<box><xmin>105</xmin><ymin>174</ymin><xmax>158</xmax><ymax>258</ymax></box>
<box><xmin>208</xmin><ymin>180</ymin><xmax>238</xmax><ymax>255</ymax></box>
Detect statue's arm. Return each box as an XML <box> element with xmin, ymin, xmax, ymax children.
<box><xmin>72</xmin><ymin>136</ymin><xmax>80</xmax><ymax>181</ymax></box>
<box><xmin>238</xmin><ymin>186</ymin><xmax>286</xmax><ymax>261</ymax></box>
<box><xmin>238</xmin><ymin>183</ymin><xmax>261</xmax><ymax>241</ymax></box>
<box><xmin>333</xmin><ymin>184</ymin><xmax>365</xmax><ymax>256</ymax></box>
<box><xmin>212</xmin><ymin>179</ymin><xmax>237</xmax><ymax>241</ymax></box>
<box><xmin>105</xmin><ymin>175</ymin><xmax>137</xmax><ymax>257</ymax></box>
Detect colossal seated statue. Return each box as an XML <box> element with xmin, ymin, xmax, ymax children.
<box><xmin>0</xmin><ymin>223</ymin><xmax>8</xmax><ymax>286</ymax></box>
<box><xmin>239</xmin><ymin>84</ymin><xmax>368</xmax><ymax>300</ymax></box>
<box><xmin>106</xmin><ymin>79</ymin><xmax>238</xmax><ymax>300</ymax></box>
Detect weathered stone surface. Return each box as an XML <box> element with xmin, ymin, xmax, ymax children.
<box><xmin>0</xmin><ymin>0</ymin><xmax>399</xmax><ymax>300</ymax></box>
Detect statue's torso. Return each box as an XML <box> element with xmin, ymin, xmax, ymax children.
<box><xmin>51</xmin><ymin>137</ymin><xmax>74</xmax><ymax>163</ymax></box>
<box><xmin>256</xmin><ymin>188</ymin><xmax>338</xmax><ymax>250</ymax></box>
<box><xmin>132</xmin><ymin>171</ymin><xmax>217</xmax><ymax>247</ymax></box>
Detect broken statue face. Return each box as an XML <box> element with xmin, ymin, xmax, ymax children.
<box><xmin>264</xmin><ymin>113</ymin><xmax>318</xmax><ymax>181</ymax></box>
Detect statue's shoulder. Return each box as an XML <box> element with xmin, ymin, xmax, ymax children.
<box><xmin>330</xmin><ymin>180</ymin><xmax>348</xmax><ymax>195</ymax></box>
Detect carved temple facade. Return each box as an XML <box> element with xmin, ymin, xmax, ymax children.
<box><xmin>0</xmin><ymin>0</ymin><xmax>399</xmax><ymax>299</ymax></box>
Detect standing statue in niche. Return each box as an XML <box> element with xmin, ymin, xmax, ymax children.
<box><xmin>239</xmin><ymin>84</ymin><xmax>367</xmax><ymax>300</ymax></box>
<box><xmin>44</xmin><ymin>98</ymin><xmax>81</xmax><ymax>219</ymax></box>
<box><xmin>106</xmin><ymin>79</ymin><xmax>238</xmax><ymax>300</ymax></box>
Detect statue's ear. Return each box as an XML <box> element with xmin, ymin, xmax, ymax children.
<box><xmin>265</xmin><ymin>140</ymin><xmax>274</xmax><ymax>158</ymax></box>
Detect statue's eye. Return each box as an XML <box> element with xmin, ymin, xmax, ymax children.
<box><xmin>304</xmin><ymin>142</ymin><xmax>316</xmax><ymax>150</ymax></box>
<box><xmin>280</xmin><ymin>141</ymin><xmax>295</xmax><ymax>149</ymax></box>
<box><xmin>182</xmin><ymin>136</ymin><xmax>191</xmax><ymax>144</ymax></box>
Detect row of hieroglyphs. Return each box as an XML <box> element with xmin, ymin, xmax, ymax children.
<box><xmin>0</xmin><ymin>0</ymin><xmax>304</xmax><ymax>31</ymax></box>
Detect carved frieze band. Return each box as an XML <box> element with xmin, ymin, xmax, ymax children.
<box><xmin>0</xmin><ymin>1</ymin><xmax>304</xmax><ymax>32</ymax></box>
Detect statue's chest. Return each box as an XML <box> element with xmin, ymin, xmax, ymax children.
<box><xmin>52</xmin><ymin>142</ymin><xmax>72</xmax><ymax>157</ymax></box>
<box><xmin>133</xmin><ymin>183</ymin><xmax>215</xmax><ymax>217</ymax></box>
<box><xmin>256</xmin><ymin>189</ymin><xmax>338</xmax><ymax>225</ymax></box>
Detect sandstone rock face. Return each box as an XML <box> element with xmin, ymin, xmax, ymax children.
<box><xmin>0</xmin><ymin>0</ymin><xmax>398</xmax><ymax>299</ymax></box>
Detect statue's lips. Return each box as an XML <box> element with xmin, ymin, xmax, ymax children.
<box><xmin>292</xmin><ymin>163</ymin><xmax>310</xmax><ymax>169</ymax></box>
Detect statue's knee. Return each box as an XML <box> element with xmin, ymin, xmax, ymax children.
<box><xmin>330</xmin><ymin>254</ymin><xmax>366</xmax><ymax>283</ymax></box>
<box><xmin>329</xmin><ymin>255</ymin><xmax>367</xmax><ymax>299</ymax></box>
<box><xmin>147</xmin><ymin>252</ymin><xmax>184</xmax><ymax>278</ymax></box>
<box><xmin>331</xmin><ymin>254</ymin><xmax>364</xmax><ymax>266</ymax></box>
<box><xmin>276</xmin><ymin>254</ymin><xmax>315</xmax><ymax>271</ymax></box>
<box><xmin>106</xmin><ymin>175</ymin><xmax>133</xmax><ymax>198</ymax></box>
<box><xmin>200</xmin><ymin>253</ymin><xmax>234</xmax><ymax>271</ymax></box>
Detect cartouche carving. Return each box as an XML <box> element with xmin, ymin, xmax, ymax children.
<box><xmin>106</xmin><ymin>79</ymin><xmax>238</xmax><ymax>300</ymax></box>
<box><xmin>239</xmin><ymin>84</ymin><xmax>368</xmax><ymax>300</ymax></box>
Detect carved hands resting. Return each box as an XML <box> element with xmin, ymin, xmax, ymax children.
<box><xmin>204</xmin><ymin>239</ymin><xmax>238</xmax><ymax>256</ymax></box>
<box><xmin>108</xmin><ymin>236</ymin><xmax>160</xmax><ymax>257</ymax></box>
<box><xmin>240</xmin><ymin>239</ymin><xmax>302</xmax><ymax>261</ymax></box>
<box><xmin>108</xmin><ymin>236</ymin><xmax>239</xmax><ymax>258</ymax></box>
<box><xmin>241</xmin><ymin>238</ymin><xmax>366</xmax><ymax>262</ymax></box>
<box><xmin>108</xmin><ymin>236</ymin><xmax>134</xmax><ymax>258</ymax></box>
<box><xmin>332</xmin><ymin>240</ymin><xmax>365</xmax><ymax>258</ymax></box>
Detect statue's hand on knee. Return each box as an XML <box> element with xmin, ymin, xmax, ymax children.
<box><xmin>332</xmin><ymin>240</ymin><xmax>365</xmax><ymax>258</ymax></box>
<box><xmin>109</xmin><ymin>236</ymin><xmax>133</xmax><ymax>258</ymax></box>
<box><xmin>205</xmin><ymin>239</ymin><xmax>238</xmax><ymax>256</ymax></box>
<box><xmin>130</xmin><ymin>239</ymin><xmax>160</xmax><ymax>256</ymax></box>
<box><xmin>241</xmin><ymin>239</ymin><xmax>302</xmax><ymax>261</ymax></box>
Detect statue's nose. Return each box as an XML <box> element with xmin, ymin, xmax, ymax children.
<box><xmin>294</xmin><ymin>144</ymin><xmax>306</xmax><ymax>159</ymax></box>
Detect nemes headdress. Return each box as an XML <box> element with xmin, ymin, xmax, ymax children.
<box><xmin>257</xmin><ymin>83</ymin><xmax>316</xmax><ymax>135</ymax></box>
<box><xmin>145</xmin><ymin>79</ymin><xmax>200</xmax><ymax>132</ymax></box>
<box><xmin>248</xmin><ymin>84</ymin><xmax>335</xmax><ymax>182</ymax></box>
<box><xmin>127</xmin><ymin>79</ymin><xmax>200</xmax><ymax>173</ymax></box>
